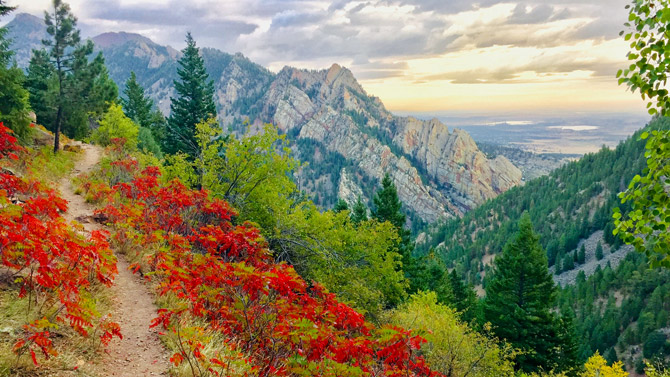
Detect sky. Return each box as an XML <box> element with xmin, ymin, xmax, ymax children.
<box><xmin>8</xmin><ymin>0</ymin><xmax>648</xmax><ymax>115</ymax></box>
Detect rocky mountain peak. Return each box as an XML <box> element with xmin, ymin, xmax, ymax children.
<box><xmin>8</xmin><ymin>12</ymin><xmax>42</xmax><ymax>27</ymax></box>
<box><xmin>5</xmin><ymin>13</ymin><xmax>46</xmax><ymax>67</ymax></box>
<box><xmin>92</xmin><ymin>32</ymin><xmax>153</xmax><ymax>49</ymax></box>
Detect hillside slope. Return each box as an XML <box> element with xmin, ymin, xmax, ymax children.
<box><xmin>419</xmin><ymin>116</ymin><xmax>670</xmax><ymax>369</ymax></box>
<box><xmin>6</xmin><ymin>13</ymin><xmax>521</xmax><ymax>223</ymax></box>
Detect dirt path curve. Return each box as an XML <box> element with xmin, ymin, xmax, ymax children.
<box><xmin>58</xmin><ymin>144</ymin><xmax>170</xmax><ymax>376</ymax></box>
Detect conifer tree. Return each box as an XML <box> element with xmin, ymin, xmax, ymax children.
<box><xmin>373</xmin><ymin>174</ymin><xmax>406</xmax><ymax>229</ymax></box>
<box><xmin>0</xmin><ymin>2</ymin><xmax>32</xmax><ymax>141</ymax></box>
<box><xmin>448</xmin><ymin>269</ymin><xmax>479</xmax><ymax>323</ymax></box>
<box><xmin>555</xmin><ymin>310</ymin><xmax>582</xmax><ymax>376</ymax></box>
<box><xmin>28</xmin><ymin>0</ymin><xmax>117</xmax><ymax>151</ymax></box>
<box><xmin>596</xmin><ymin>241</ymin><xmax>604</xmax><ymax>260</ymax></box>
<box><xmin>121</xmin><ymin>71</ymin><xmax>165</xmax><ymax>150</ymax></box>
<box><xmin>122</xmin><ymin>71</ymin><xmax>152</xmax><ymax>128</ymax></box>
<box><xmin>333</xmin><ymin>199</ymin><xmax>348</xmax><ymax>213</ymax></box>
<box><xmin>563</xmin><ymin>253</ymin><xmax>575</xmax><ymax>271</ymax></box>
<box><xmin>351</xmin><ymin>196</ymin><xmax>368</xmax><ymax>224</ymax></box>
<box><xmin>373</xmin><ymin>174</ymin><xmax>423</xmax><ymax>301</ymax></box>
<box><xmin>484</xmin><ymin>213</ymin><xmax>559</xmax><ymax>373</ymax></box>
<box><xmin>577</xmin><ymin>244</ymin><xmax>586</xmax><ymax>264</ymax></box>
<box><xmin>166</xmin><ymin>32</ymin><xmax>216</xmax><ymax>157</ymax></box>
<box><xmin>373</xmin><ymin>174</ymin><xmax>414</xmax><ymax>260</ymax></box>
<box><xmin>43</xmin><ymin>0</ymin><xmax>79</xmax><ymax>152</ymax></box>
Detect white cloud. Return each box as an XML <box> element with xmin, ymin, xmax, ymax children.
<box><xmin>4</xmin><ymin>0</ymin><xmax>645</xmax><ymax>114</ymax></box>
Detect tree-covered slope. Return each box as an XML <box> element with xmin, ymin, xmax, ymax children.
<box><xmin>419</xmin><ymin>116</ymin><xmax>670</xmax><ymax>370</ymax></box>
<box><xmin>420</xmin><ymin>117</ymin><xmax>670</xmax><ymax>283</ymax></box>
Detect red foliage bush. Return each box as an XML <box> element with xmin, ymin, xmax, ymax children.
<box><xmin>93</xmin><ymin>152</ymin><xmax>442</xmax><ymax>376</ymax></box>
<box><xmin>0</xmin><ymin>123</ymin><xmax>120</xmax><ymax>364</ymax></box>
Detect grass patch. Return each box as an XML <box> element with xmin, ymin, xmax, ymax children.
<box><xmin>0</xmin><ymin>285</ymin><xmax>115</xmax><ymax>376</ymax></box>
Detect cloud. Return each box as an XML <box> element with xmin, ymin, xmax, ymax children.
<box><xmin>420</xmin><ymin>50</ymin><xmax>623</xmax><ymax>84</ymax></box>
<box><xmin>9</xmin><ymin>0</ymin><xmax>640</xmax><ymax>113</ymax></box>
<box><xmin>508</xmin><ymin>4</ymin><xmax>557</xmax><ymax>24</ymax></box>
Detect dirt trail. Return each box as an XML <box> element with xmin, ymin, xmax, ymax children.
<box><xmin>58</xmin><ymin>144</ymin><xmax>169</xmax><ymax>376</ymax></box>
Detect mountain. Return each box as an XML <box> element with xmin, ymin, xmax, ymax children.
<box><xmin>5</xmin><ymin>13</ymin><xmax>522</xmax><ymax>223</ymax></box>
<box><xmin>418</xmin><ymin>116</ymin><xmax>670</xmax><ymax>370</ymax></box>
<box><xmin>5</xmin><ymin>13</ymin><xmax>45</xmax><ymax>67</ymax></box>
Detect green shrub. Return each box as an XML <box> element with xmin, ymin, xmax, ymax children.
<box><xmin>91</xmin><ymin>103</ymin><xmax>139</xmax><ymax>150</ymax></box>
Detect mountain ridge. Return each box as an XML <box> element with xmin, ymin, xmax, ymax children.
<box><xmin>6</xmin><ymin>13</ymin><xmax>522</xmax><ymax>222</ymax></box>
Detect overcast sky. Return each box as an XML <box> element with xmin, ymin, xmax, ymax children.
<box><xmin>9</xmin><ymin>0</ymin><xmax>647</xmax><ymax>115</ymax></box>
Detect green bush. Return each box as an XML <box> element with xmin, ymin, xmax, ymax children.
<box><xmin>91</xmin><ymin>103</ymin><xmax>139</xmax><ymax>150</ymax></box>
<box><xmin>138</xmin><ymin>126</ymin><xmax>162</xmax><ymax>157</ymax></box>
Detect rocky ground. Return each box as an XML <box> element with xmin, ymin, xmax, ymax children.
<box><xmin>553</xmin><ymin>230</ymin><xmax>633</xmax><ymax>287</ymax></box>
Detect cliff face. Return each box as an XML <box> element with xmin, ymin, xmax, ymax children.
<box><xmin>7</xmin><ymin>14</ymin><xmax>522</xmax><ymax>222</ymax></box>
<box><xmin>393</xmin><ymin>117</ymin><xmax>522</xmax><ymax>210</ymax></box>
<box><xmin>254</xmin><ymin>64</ymin><xmax>521</xmax><ymax>221</ymax></box>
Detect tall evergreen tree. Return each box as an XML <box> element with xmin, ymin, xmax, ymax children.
<box><xmin>42</xmin><ymin>0</ymin><xmax>79</xmax><ymax>152</ymax></box>
<box><xmin>563</xmin><ymin>253</ymin><xmax>575</xmax><ymax>271</ymax></box>
<box><xmin>449</xmin><ymin>269</ymin><xmax>479</xmax><ymax>324</ymax></box>
<box><xmin>373</xmin><ymin>174</ymin><xmax>406</xmax><ymax>229</ymax></box>
<box><xmin>26</xmin><ymin>50</ymin><xmax>54</xmax><ymax>129</ymax></box>
<box><xmin>596</xmin><ymin>241</ymin><xmax>604</xmax><ymax>260</ymax></box>
<box><xmin>577</xmin><ymin>244</ymin><xmax>586</xmax><ymax>264</ymax></box>
<box><xmin>0</xmin><ymin>2</ymin><xmax>32</xmax><ymax>141</ymax></box>
<box><xmin>28</xmin><ymin>0</ymin><xmax>116</xmax><ymax>151</ymax></box>
<box><xmin>121</xmin><ymin>71</ymin><xmax>165</xmax><ymax>151</ymax></box>
<box><xmin>372</xmin><ymin>174</ymin><xmax>421</xmax><ymax>298</ymax></box>
<box><xmin>484</xmin><ymin>213</ymin><xmax>559</xmax><ymax>373</ymax></box>
<box><xmin>122</xmin><ymin>71</ymin><xmax>152</xmax><ymax>128</ymax></box>
<box><xmin>555</xmin><ymin>310</ymin><xmax>582</xmax><ymax>376</ymax></box>
<box><xmin>373</xmin><ymin>174</ymin><xmax>413</xmax><ymax>259</ymax></box>
<box><xmin>333</xmin><ymin>199</ymin><xmax>348</xmax><ymax>213</ymax></box>
<box><xmin>166</xmin><ymin>32</ymin><xmax>215</xmax><ymax>157</ymax></box>
<box><xmin>351</xmin><ymin>196</ymin><xmax>368</xmax><ymax>224</ymax></box>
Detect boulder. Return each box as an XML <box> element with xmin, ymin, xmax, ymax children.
<box><xmin>33</xmin><ymin>126</ymin><xmax>54</xmax><ymax>147</ymax></box>
<box><xmin>63</xmin><ymin>144</ymin><xmax>83</xmax><ymax>153</ymax></box>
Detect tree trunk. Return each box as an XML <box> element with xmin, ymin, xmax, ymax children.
<box><xmin>54</xmin><ymin>104</ymin><xmax>62</xmax><ymax>153</ymax></box>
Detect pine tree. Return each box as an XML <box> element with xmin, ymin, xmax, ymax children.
<box><xmin>410</xmin><ymin>253</ymin><xmax>452</xmax><ymax>305</ymax></box>
<box><xmin>596</xmin><ymin>241</ymin><xmax>604</xmax><ymax>260</ymax></box>
<box><xmin>42</xmin><ymin>0</ymin><xmax>80</xmax><ymax>152</ymax></box>
<box><xmin>121</xmin><ymin>71</ymin><xmax>165</xmax><ymax>152</ymax></box>
<box><xmin>351</xmin><ymin>196</ymin><xmax>368</xmax><ymax>224</ymax></box>
<box><xmin>577</xmin><ymin>244</ymin><xmax>586</xmax><ymax>264</ymax></box>
<box><xmin>373</xmin><ymin>174</ymin><xmax>405</xmax><ymax>229</ymax></box>
<box><xmin>122</xmin><ymin>71</ymin><xmax>152</xmax><ymax>128</ymax></box>
<box><xmin>28</xmin><ymin>0</ymin><xmax>116</xmax><ymax>150</ymax></box>
<box><xmin>166</xmin><ymin>32</ymin><xmax>216</xmax><ymax>157</ymax></box>
<box><xmin>333</xmin><ymin>199</ymin><xmax>349</xmax><ymax>213</ymax></box>
<box><xmin>555</xmin><ymin>250</ymin><xmax>564</xmax><ymax>273</ymax></box>
<box><xmin>0</xmin><ymin>3</ymin><xmax>32</xmax><ymax>141</ymax></box>
<box><xmin>448</xmin><ymin>269</ymin><xmax>479</xmax><ymax>323</ymax></box>
<box><xmin>372</xmin><ymin>174</ymin><xmax>421</xmax><ymax>299</ymax></box>
<box><xmin>484</xmin><ymin>213</ymin><xmax>559</xmax><ymax>373</ymax></box>
<box><xmin>555</xmin><ymin>310</ymin><xmax>582</xmax><ymax>376</ymax></box>
<box><xmin>373</xmin><ymin>174</ymin><xmax>413</xmax><ymax>255</ymax></box>
<box><xmin>563</xmin><ymin>253</ymin><xmax>575</xmax><ymax>271</ymax></box>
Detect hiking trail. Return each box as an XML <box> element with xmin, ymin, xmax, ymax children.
<box><xmin>58</xmin><ymin>143</ymin><xmax>169</xmax><ymax>376</ymax></box>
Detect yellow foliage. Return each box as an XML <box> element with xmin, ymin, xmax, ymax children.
<box><xmin>582</xmin><ymin>352</ymin><xmax>628</xmax><ymax>377</ymax></box>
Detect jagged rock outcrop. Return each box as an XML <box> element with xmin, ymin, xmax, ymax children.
<box><xmin>260</xmin><ymin>64</ymin><xmax>520</xmax><ymax>220</ymax></box>
<box><xmin>7</xmin><ymin>14</ymin><xmax>522</xmax><ymax>222</ymax></box>
<box><xmin>393</xmin><ymin>117</ymin><xmax>522</xmax><ymax>211</ymax></box>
